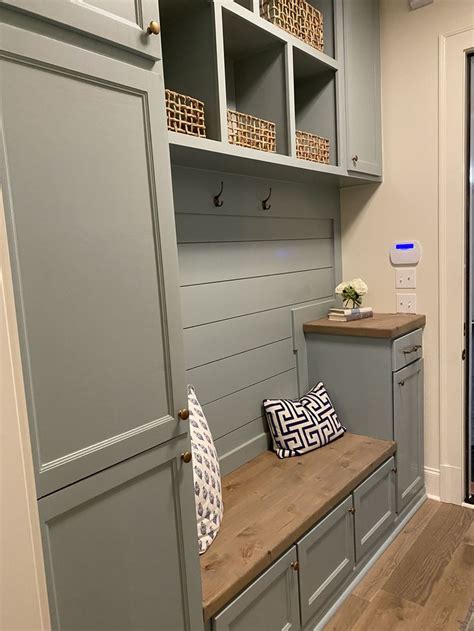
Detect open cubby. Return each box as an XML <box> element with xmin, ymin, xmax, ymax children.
<box><xmin>160</xmin><ymin>0</ymin><xmax>220</xmax><ymax>140</ymax></box>
<box><xmin>306</xmin><ymin>0</ymin><xmax>335</xmax><ymax>59</ymax></box>
<box><xmin>293</xmin><ymin>47</ymin><xmax>338</xmax><ymax>165</ymax></box>
<box><xmin>222</xmin><ymin>8</ymin><xmax>289</xmax><ymax>156</ymax></box>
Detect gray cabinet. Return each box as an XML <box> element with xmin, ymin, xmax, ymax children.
<box><xmin>343</xmin><ymin>0</ymin><xmax>382</xmax><ymax>176</ymax></box>
<box><xmin>213</xmin><ymin>547</ymin><xmax>300</xmax><ymax>631</ymax></box>
<box><xmin>298</xmin><ymin>496</ymin><xmax>355</xmax><ymax>626</ymax></box>
<box><xmin>1</xmin><ymin>21</ymin><xmax>186</xmax><ymax>497</ymax></box>
<box><xmin>305</xmin><ymin>326</ymin><xmax>425</xmax><ymax>516</ymax></box>
<box><xmin>394</xmin><ymin>360</ymin><xmax>424</xmax><ymax>513</ymax></box>
<box><xmin>39</xmin><ymin>435</ymin><xmax>202</xmax><ymax>631</ymax></box>
<box><xmin>0</xmin><ymin>0</ymin><xmax>162</xmax><ymax>59</ymax></box>
<box><xmin>353</xmin><ymin>457</ymin><xmax>396</xmax><ymax>562</ymax></box>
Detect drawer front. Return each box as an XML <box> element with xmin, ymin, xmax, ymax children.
<box><xmin>213</xmin><ymin>547</ymin><xmax>300</xmax><ymax>631</ymax></box>
<box><xmin>353</xmin><ymin>457</ymin><xmax>396</xmax><ymax>563</ymax></box>
<box><xmin>392</xmin><ymin>329</ymin><xmax>423</xmax><ymax>372</ymax></box>
<box><xmin>297</xmin><ymin>496</ymin><xmax>355</xmax><ymax>627</ymax></box>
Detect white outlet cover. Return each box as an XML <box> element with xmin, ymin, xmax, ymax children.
<box><xmin>396</xmin><ymin>268</ymin><xmax>416</xmax><ymax>289</ymax></box>
<box><xmin>396</xmin><ymin>293</ymin><xmax>417</xmax><ymax>314</ymax></box>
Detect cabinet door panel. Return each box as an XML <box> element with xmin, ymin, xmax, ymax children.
<box><xmin>393</xmin><ymin>359</ymin><xmax>424</xmax><ymax>513</ymax></box>
<box><xmin>353</xmin><ymin>457</ymin><xmax>395</xmax><ymax>562</ymax></box>
<box><xmin>0</xmin><ymin>23</ymin><xmax>185</xmax><ymax>496</ymax></box>
<box><xmin>39</xmin><ymin>436</ymin><xmax>202</xmax><ymax>631</ymax></box>
<box><xmin>297</xmin><ymin>496</ymin><xmax>355</xmax><ymax>627</ymax></box>
<box><xmin>0</xmin><ymin>0</ymin><xmax>161</xmax><ymax>59</ymax></box>
<box><xmin>213</xmin><ymin>547</ymin><xmax>300</xmax><ymax>631</ymax></box>
<box><xmin>343</xmin><ymin>0</ymin><xmax>382</xmax><ymax>176</ymax></box>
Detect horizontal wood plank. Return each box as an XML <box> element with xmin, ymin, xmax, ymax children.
<box><xmin>181</xmin><ymin>268</ymin><xmax>334</xmax><ymax>327</ymax></box>
<box><xmin>187</xmin><ymin>338</ymin><xmax>295</xmax><ymax>405</ymax></box>
<box><xmin>175</xmin><ymin>213</ymin><xmax>333</xmax><ymax>243</ymax></box>
<box><xmin>200</xmin><ymin>433</ymin><xmax>396</xmax><ymax>620</ymax></box>
<box><xmin>203</xmin><ymin>369</ymin><xmax>298</xmax><ymax>439</ymax></box>
<box><xmin>303</xmin><ymin>313</ymin><xmax>426</xmax><ymax>339</ymax></box>
<box><xmin>179</xmin><ymin>239</ymin><xmax>333</xmax><ymax>285</ymax></box>
<box><xmin>215</xmin><ymin>419</ymin><xmax>271</xmax><ymax>476</ymax></box>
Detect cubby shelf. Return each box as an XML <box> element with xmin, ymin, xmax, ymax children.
<box><xmin>160</xmin><ymin>0</ymin><xmax>382</xmax><ymax>184</ymax></box>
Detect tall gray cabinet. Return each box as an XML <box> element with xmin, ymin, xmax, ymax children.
<box><xmin>0</xmin><ymin>5</ymin><xmax>202</xmax><ymax>630</ymax></box>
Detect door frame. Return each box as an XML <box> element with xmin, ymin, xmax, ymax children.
<box><xmin>438</xmin><ymin>25</ymin><xmax>474</xmax><ymax>505</ymax></box>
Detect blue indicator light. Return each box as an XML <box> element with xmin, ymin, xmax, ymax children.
<box><xmin>396</xmin><ymin>243</ymin><xmax>414</xmax><ymax>250</ymax></box>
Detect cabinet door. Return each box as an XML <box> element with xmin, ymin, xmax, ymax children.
<box><xmin>39</xmin><ymin>435</ymin><xmax>202</xmax><ymax>631</ymax></box>
<box><xmin>343</xmin><ymin>0</ymin><xmax>382</xmax><ymax>176</ymax></box>
<box><xmin>213</xmin><ymin>547</ymin><xmax>300</xmax><ymax>631</ymax></box>
<box><xmin>0</xmin><ymin>23</ymin><xmax>185</xmax><ymax>497</ymax></box>
<box><xmin>297</xmin><ymin>496</ymin><xmax>355</xmax><ymax>627</ymax></box>
<box><xmin>353</xmin><ymin>457</ymin><xmax>395</xmax><ymax>563</ymax></box>
<box><xmin>393</xmin><ymin>359</ymin><xmax>424</xmax><ymax>513</ymax></box>
<box><xmin>0</xmin><ymin>0</ymin><xmax>161</xmax><ymax>59</ymax></box>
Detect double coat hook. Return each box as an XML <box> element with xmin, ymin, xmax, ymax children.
<box><xmin>213</xmin><ymin>181</ymin><xmax>224</xmax><ymax>207</ymax></box>
<box><xmin>262</xmin><ymin>188</ymin><xmax>272</xmax><ymax>211</ymax></box>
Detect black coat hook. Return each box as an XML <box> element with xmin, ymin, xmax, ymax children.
<box><xmin>213</xmin><ymin>181</ymin><xmax>224</xmax><ymax>208</ymax></box>
<box><xmin>262</xmin><ymin>188</ymin><xmax>272</xmax><ymax>211</ymax></box>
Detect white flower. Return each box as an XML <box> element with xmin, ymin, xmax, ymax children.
<box><xmin>350</xmin><ymin>278</ymin><xmax>368</xmax><ymax>295</ymax></box>
<box><xmin>335</xmin><ymin>281</ymin><xmax>349</xmax><ymax>294</ymax></box>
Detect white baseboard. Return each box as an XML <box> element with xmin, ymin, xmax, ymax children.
<box><xmin>439</xmin><ymin>464</ymin><xmax>463</xmax><ymax>504</ymax></box>
<box><xmin>312</xmin><ymin>494</ymin><xmax>427</xmax><ymax>631</ymax></box>
<box><xmin>424</xmin><ymin>466</ymin><xmax>440</xmax><ymax>500</ymax></box>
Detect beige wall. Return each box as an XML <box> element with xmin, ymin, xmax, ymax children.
<box><xmin>340</xmin><ymin>0</ymin><xmax>474</xmax><ymax>498</ymax></box>
<box><xmin>0</xmin><ymin>189</ymin><xmax>50</xmax><ymax>630</ymax></box>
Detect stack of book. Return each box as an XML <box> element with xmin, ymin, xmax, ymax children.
<box><xmin>328</xmin><ymin>307</ymin><xmax>374</xmax><ymax>322</ymax></box>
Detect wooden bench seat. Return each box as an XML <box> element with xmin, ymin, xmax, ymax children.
<box><xmin>200</xmin><ymin>432</ymin><xmax>396</xmax><ymax>621</ymax></box>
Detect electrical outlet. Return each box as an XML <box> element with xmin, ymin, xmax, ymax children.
<box><xmin>396</xmin><ymin>293</ymin><xmax>417</xmax><ymax>314</ymax></box>
<box><xmin>396</xmin><ymin>268</ymin><xmax>416</xmax><ymax>289</ymax></box>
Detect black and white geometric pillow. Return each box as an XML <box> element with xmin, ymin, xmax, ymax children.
<box><xmin>188</xmin><ymin>385</ymin><xmax>224</xmax><ymax>554</ymax></box>
<box><xmin>263</xmin><ymin>382</ymin><xmax>345</xmax><ymax>459</ymax></box>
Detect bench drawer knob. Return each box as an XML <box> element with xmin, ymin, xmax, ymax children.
<box><xmin>178</xmin><ymin>409</ymin><xmax>190</xmax><ymax>420</ymax></box>
<box><xmin>147</xmin><ymin>20</ymin><xmax>160</xmax><ymax>35</ymax></box>
<box><xmin>291</xmin><ymin>561</ymin><xmax>300</xmax><ymax>571</ymax></box>
<box><xmin>181</xmin><ymin>452</ymin><xmax>192</xmax><ymax>463</ymax></box>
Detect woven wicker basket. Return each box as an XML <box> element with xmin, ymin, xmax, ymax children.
<box><xmin>296</xmin><ymin>130</ymin><xmax>330</xmax><ymax>164</ymax></box>
<box><xmin>165</xmin><ymin>89</ymin><xmax>206</xmax><ymax>138</ymax></box>
<box><xmin>227</xmin><ymin>110</ymin><xmax>276</xmax><ymax>153</ymax></box>
<box><xmin>260</xmin><ymin>0</ymin><xmax>324</xmax><ymax>52</ymax></box>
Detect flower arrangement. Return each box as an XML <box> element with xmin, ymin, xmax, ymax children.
<box><xmin>335</xmin><ymin>278</ymin><xmax>368</xmax><ymax>308</ymax></box>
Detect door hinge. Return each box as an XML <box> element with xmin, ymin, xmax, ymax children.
<box><xmin>462</xmin><ymin>349</ymin><xmax>466</xmax><ymax>360</ymax></box>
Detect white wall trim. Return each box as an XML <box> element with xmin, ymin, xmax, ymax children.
<box><xmin>424</xmin><ymin>466</ymin><xmax>440</xmax><ymax>500</ymax></box>
<box><xmin>438</xmin><ymin>26</ymin><xmax>474</xmax><ymax>505</ymax></box>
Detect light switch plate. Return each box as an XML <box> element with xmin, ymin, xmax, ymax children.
<box><xmin>397</xmin><ymin>293</ymin><xmax>417</xmax><ymax>314</ymax></box>
<box><xmin>396</xmin><ymin>268</ymin><xmax>416</xmax><ymax>289</ymax></box>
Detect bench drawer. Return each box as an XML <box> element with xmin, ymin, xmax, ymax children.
<box><xmin>392</xmin><ymin>328</ymin><xmax>423</xmax><ymax>372</ymax></box>
<box><xmin>212</xmin><ymin>547</ymin><xmax>300</xmax><ymax>631</ymax></box>
<box><xmin>297</xmin><ymin>496</ymin><xmax>355</xmax><ymax>627</ymax></box>
<box><xmin>353</xmin><ymin>457</ymin><xmax>396</xmax><ymax>563</ymax></box>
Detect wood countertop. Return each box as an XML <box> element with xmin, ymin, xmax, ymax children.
<box><xmin>200</xmin><ymin>433</ymin><xmax>396</xmax><ymax>621</ymax></box>
<box><xmin>303</xmin><ymin>313</ymin><xmax>426</xmax><ymax>339</ymax></box>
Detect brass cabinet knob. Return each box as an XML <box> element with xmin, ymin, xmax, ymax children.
<box><xmin>181</xmin><ymin>452</ymin><xmax>192</xmax><ymax>463</ymax></box>
<box><xmin>348</xmin><ymin>507</ymin><xmax>356</xmax><ymax>514</ymax></box>
<box><xmin>392</xmin><ymin>467</ymin><xmax>398</xmax><ymax>474</ymax></box>
<box><xmin>291</xmin><ymin>561</ymin><xmax>300</xmax><ymax>571</ymax></box>
<box><xmin>178</xmin><ymin>409</ymin><xmax>190</xmax><ymax>421</ymax></box>
<box><xmin>352</xmin><ymin>154</ymin><xmax>359</xmax><ymax>164</ymax></box>
<box><xmin>147</xmin><ymin>20</ymin><xmax>160</xmax><ymax>35</ymax></box>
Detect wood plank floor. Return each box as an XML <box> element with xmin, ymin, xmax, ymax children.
<box><xmin>325</xmin><ymin>500</ymin><xmax>474</xmax><ymax>631</ymax></box>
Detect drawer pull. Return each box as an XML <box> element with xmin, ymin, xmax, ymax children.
<box><xmin>291</xmin><ymin>561</ymin><xmax>300</xmax><ymax>571</ymax></box>
<box><xmin>392</xmin><ymin>467</ymin><xmax>398</xmax><ymax>473</ymax></box>
<box><xmin>403</xmin><ymin>345</ymin><xmax>422</xmax><ymax>355</ymax></box>
<box><xmin>181</xmin><ymin>452</ymin><xmax>192</xmax><ymax>463</ymax></box>
<box><xmin>178</xmin><ymin>409</ymin><xmax>190</xmax><ymax>421</ymax></box>
<box><xmin>399</xmin><ymin>380</ymin><xmax>405</xmax><ymax>387</ymax></box>
<box><xmin>348</xmin><ymin>507</ymin><xmax>356</xmax><ymax>514</ymax></box>
<box><xmin>147</xmin><ymin>20</ymin><xmax>160</xmax><ymax>35</ymax></box>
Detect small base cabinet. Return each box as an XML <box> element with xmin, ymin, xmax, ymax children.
<box><xmin>213</xmin><ymin>547</ymin><xmax>300</xmax><ymax>631</ymax></box>
<box><xmin>353</xmin><ymin>457</ymin><xmax>396</xmax><ymax>563</ymax></box>
<box><xmin>298</xmin><ymin>496</ymin><xmax>355</xmax><ymax>626</ymax></box>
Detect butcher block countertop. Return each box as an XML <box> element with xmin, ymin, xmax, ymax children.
<box><xmin>303</xmin><ymin>313</ymin><xmax>426</xmax><ymax>339</ymax></box>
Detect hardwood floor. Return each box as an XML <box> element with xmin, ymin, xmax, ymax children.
<box><xmin>325</xmin><ymin>500</ymin><xmax>474</xmax><ymax>631</ymax></box>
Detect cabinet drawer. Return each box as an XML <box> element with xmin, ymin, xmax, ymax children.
<box><xmin>297</xmin><ymin>496</ymin><xmax>355</xmax><ymax>627</ymax></box>
<box><xmin>392</xmin><ymin>329</ymin><xmax>423</xmax><ymax>372</ymax></box>
<box><xmin>213</xmin><ymin>547</ymin><xmax>300</xmax><ymax>631</ymax></box>
<box><xmin>353</xmin><ymin>457</ymin><xmax>396</xmax><ymax>563</ymax></box>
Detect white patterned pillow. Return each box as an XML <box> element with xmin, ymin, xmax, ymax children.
<box><xmin>188</xmin><ymin>385</ymin><xmax>223</xmax><ymax>555</ymax></box>
<box><xmin>263</xmin><ymin>382</ymin><xmax>345</xmax><ymax>458</ymax></box>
